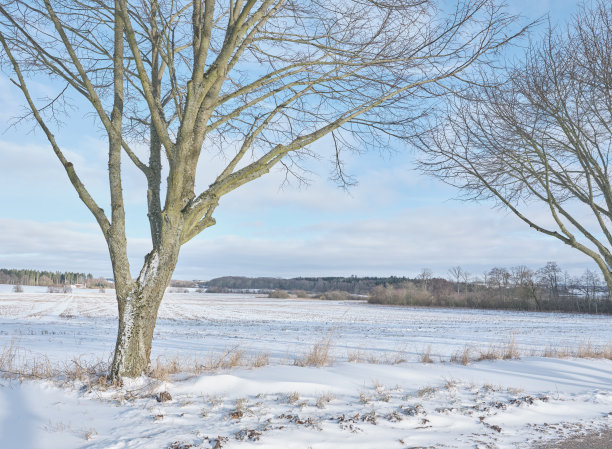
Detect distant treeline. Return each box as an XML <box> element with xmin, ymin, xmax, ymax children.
<box><xmin>206</xmin><ymin>263</ymin><xmax>611</xmax><ymax>315</ymax></box>
<box><xmin>0</xmin><ymin>268</ymin><xmax>107</xmax><ymax>287</ymax></box>
<box><xmin>206</xmin><ymin>276</ymin><xmax>410</xmax><ymax>294</ymax></box>
<box><xmin>369</xmin><ymin>263</ymin><xmax>612</xmax><ymax>315</ymax></box>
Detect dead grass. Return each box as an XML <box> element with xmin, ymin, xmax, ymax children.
<box><xmin>150</xmin><ymin>348</ymin><xmax>271</xmax><ymax>380</ymax></box>
<box><xmin>2</xmin><ymin>333</ymin><xmax>611</xmax><ymax>389</ymax></box>
<box><xmin>475</xmin><ymin>337</ymin><xmax>519</xmax><ymax>362</ymax></box>
<box><xmin>416</xmin><ymin>385</ymin><xmax>438</xmax><ymax>398</ymax></box>
<box><xmin>294</xmin><ymin>336</ymin><xmax>334</xmax><ymax>367</ymax></box>
<box><xmin>451</xmin><ymin>336</ymin><xmax>520</xmax><ymax>365</ymax></box>
<box><xmin>502</xmin><ymin>335</ymin><xmax>520</xmax><ymax>359</ymax></box>
<box><xmin>347</xmin><ymin>349</ymin><xmax>366</xmax><ymax>363</ymax></box>
<box><xmin>228</xmin><ymin>397</ymin><xmax>251</xmax><ymax>420</ymax></box>
<box><xmin>358</xmin><ymin>391</ymin><xmax>370</xmax><ymax>404</ymax></box>
<box><xmin>347</xmin><ymin>348</ymin><xmax>409</xmax><ymax>365</ymax></box>
<box><xmin>443</xmin><ymin>378</ymin><xmax>458</xmax><ymax>390</ymax></box>
<box><xmin>315</xmin><ymin>392</ymin><xmax>335</xmax><ymax>408</ymax></box>
<box><xmin>1</xmin><ymin>340</ymin><xmax>269</xmax><ymax>387</ymax></box>
<box><xmin>0</xmin><ymin>339</ymin><xmax>112</xmax><ymax>386</ymax></box>
<box><xmin>542</xmin><ymin>342</ymin><xmax>612</xmax><ymax>360</ymax></box>
<box><xmin>249</xmin><ymin>351</ymin><xmax>270</xmax><ymax>368</ymax></box>
<box><xmin>280</xmin><ymin>391</ymin><xmax>300</xmax><ymax>404</ymax></box>
<box><xmin>420</xmin><ymin>345</ymin><xmax>434</xmax><ymax>364</ymax></box>
<box><xmin>83</xmin><ymin>428</ymin><xmax>98</xmax><ymax>441</ymax></box>
<box><xmin>450</xmin><ymin>346</ymin><xmax>472</xmax><ymax>365</ymax></box>
<box><xmin>447</xmin><ymin>336</ymin><xmax>612</xmax><ymax>364</ymax></box>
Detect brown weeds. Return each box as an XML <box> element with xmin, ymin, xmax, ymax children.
<box><xmin>450</xmin><ymin>346</ymin><xmax>472</xmax><ymax>365</ymax></box>
<box><xmin>420</xmin><ymin>345</ymin><xmax>434</xmax><ymax>364</ymax></box>
<box><xmin>294</xmin><ymin>336</ymin><xmax>334</xmax><ymax>367</ymax></box>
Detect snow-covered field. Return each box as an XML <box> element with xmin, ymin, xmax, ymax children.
<box><xmin>0</xmin><ymin>288</ymin><xmax>611</xmax><ymax>448</ymax></box>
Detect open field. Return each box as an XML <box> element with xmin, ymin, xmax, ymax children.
<box><xmin>0</xmin><ymin>287</ymin><xmax>611</xmax><ymax>448</ymax></box>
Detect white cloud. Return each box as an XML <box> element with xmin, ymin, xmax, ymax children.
<box><xmin>0</xmin><ymin>135</ymin><xmax>601</xmax><ymax>281</ymax></box>
<box><xmin>177</xmin><ymin>205</ymin><xmax>594</xmax><ymax>279</ymax></box>
<box><xmin>0</xmin><ymin>218</ymin><xmax>111</xmax><ymax>273</ymax></box>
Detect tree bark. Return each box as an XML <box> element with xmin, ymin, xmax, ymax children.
<box><xmin>110</xmin><ymin>248</ymin><xmax>179</xmax><ymax>379</ymax></box>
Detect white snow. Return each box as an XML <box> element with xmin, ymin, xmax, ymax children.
<box><xmin>138</xmin><ymin>251</ymin><xmax>159</xmax><ymax>285</ymax></box>
<box><xmin>0</xmin><ymin>288</ymin><xmax>611</xmax><ymax>448</ymax></box>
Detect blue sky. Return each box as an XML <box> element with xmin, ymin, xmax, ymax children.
<box><xmin>0</xmin><ymin>0</ymin><xmax>593</xmax><ymax>280</ymax></box>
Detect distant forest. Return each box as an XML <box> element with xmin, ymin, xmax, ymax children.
<box><xmin>205</xmin><ymin>276</ymin><xmax>409</xmax><ymax>294</ymax></box>
<box><xmin>0</xmin><ymin>268</ymin><xmax>99</xmax><ymax>286</ymax></box>
<box><xmin>206</xmin><ymin>263</ymin><xmax>612</xmax><ymax>315</ymax></box>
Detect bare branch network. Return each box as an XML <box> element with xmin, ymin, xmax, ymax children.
<box><xmin>414</xmin><ymin>0</ymin><xmax>612</xmax><ymax>293</ymax></box>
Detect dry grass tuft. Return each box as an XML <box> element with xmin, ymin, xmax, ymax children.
<box><xmin>149</xmin><ymin>348</ymin><xmax>271</xmax><ymax>380</ymax></box>
<box><xmin>346</xmin><ymin>348</ymin><xmax>409</xmax><ymax>365</ymax></box>
<box><xmin>542</xmin><ymin>342</ymin><xmax>612</xmax><ymax>360</ymax></box>
<box><xmin>450</xmin><ymin>346</ymin><xmax>472</xmax><ymax>365</ymax></box>
<box><xmin>420</xmin><ymin>345</ymin><xmax>434</xmax><ymax>364</ymax></box>
<box><xmin>347</xmin><ymin>350</ymin><xmax>366</xmax><ymax>363</ymax></box>
<box><xmin>444</xmin><ymin>378</ymin><xmax>458</xmax><ymax>390</ymax></box>
<box><xmin>228</xmin><ymin>397</ymin><xmax>249</xmax><ymax>420</ymax></box>
<box><xmin>205</xmin><ymin>347</ymin><xmax>246</xmax><ymax>371</ymax></box>
<box><xmin>502</xmin><ymin>335</ymin><xmax>519</xmax><ymax>360</ymax></box>
<box><xmin>542</xmin><ymin>345</ymin><xmax>571</xmax><ymax>358</ymax></box>
<box><xmin>358</xmin><ymin>391</ymin><xmax>370</xmax><ymax>404</ymax></box>
<box><xmin>83</xmin><ymin>428</ymin><xmax>98</xmax><ymax>441</ymax></box>
<box><xmin>281</xmin><ymin>391</ymin><xmax>300</xmax><ymax>404</ymax></box>
<box><xmin>416</xmin><ymin>385</ymin><xmax>438</xmax><ymax>398</ymax></box>
<box><xmin>475</xmin><ymin>345</ymin><xmax>498</xmax><ymax>361</ymax></box>
<box><xmin>315</xmin><ymin>392</ymin><xmax>335</xmax><ymax>408</ymax></box>
<box><xmin>1</xmin><ymin>340</ymin><xmax>112</xmax><ymax>385</ymax></box>
<box><xmin>294</xmin><ymin>336</ymin><xmax>334</xmax><ymax>367</ymax></box>
<box><xmin>150</xmin><ymin>356</ymin><xmax>184</xmax><ymax>381</ymax></box>
<box><xmin>460</xmin><ymin>336</ymin><xmax>520</xmax><ymax>364</ymax></box>
<box><xmin>575</xmin><ymin>342</ymin><xmax>612</xmax><ymax>359</ymax></box>
<box><xmin>249</xmin><ymin>352</ymin><xmax>270</xmax><ymax>368</ymax></box>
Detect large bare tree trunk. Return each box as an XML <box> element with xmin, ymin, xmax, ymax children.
<box><xmin>110</xmin><ymin>247</ymin><xmax>179</xmax><ymax>378</ymax></box>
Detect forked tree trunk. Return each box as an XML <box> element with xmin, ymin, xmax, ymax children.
<box><xmin>110</xmin><ymin>248</ymin><xmax>179</xmax><ymax>379</ymax></box>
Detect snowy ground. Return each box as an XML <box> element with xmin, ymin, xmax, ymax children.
<box><xmin>0</xmin><ymin>287</ymin><xmax>611</xmax><ymax>448</ymax></box>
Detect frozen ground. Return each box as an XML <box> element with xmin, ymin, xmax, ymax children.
<box><xmin>0</xmin><ymin>287</ymin><xmax>611</xmax><ymax>448</ymax></box>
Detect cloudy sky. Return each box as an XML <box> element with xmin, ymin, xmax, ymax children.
<box><xmin>0</xmin><ymin>0</ymin><xmax>592</xmax><ymax>281</ymax></box>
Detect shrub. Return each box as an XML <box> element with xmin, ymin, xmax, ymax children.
<box><xmin>368</xmin><ymin>283</ymin><xmax>433</xmax><ymax>306</ymax></box>
<box><xmin>12</xmin><ymin>284</ymin><xmax>23</xmax><ymax>293</ymax></box>
<box><xmin>268</xmin><ymin>289</ymin><xmax>289</xmax><ymax>299</ymax></box>
<box><xmin>320</xmin><ymin>290</ymin><xmax>351</xmax><ymax>301</ymax></box>
<box><xmin>206</xmin><ymin>286</ymin><xmax>231</xmax><ymax>293</ymax></box>
<box><xmin>292</xmin><ymin>290</ymin><xmax>309</xmax><ymax>298</ymax></box>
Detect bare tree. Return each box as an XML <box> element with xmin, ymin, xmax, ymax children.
<box><xmin>415</xmin><ymin>0</ymin><xmax>612</xmax><ymax>297</ymax></box>
<box><xmin>448</xmin><ymin>266</ymin><xmax>463</xmax><ymax>293</ymax></box>
<box><xmin>510</xmin><ymin>265</ymin><xmax>532</xmax><ymax>288</ymax></box>
<box><xmin>537</xmin><ymin>261</ymin><xmax>562</xmax><ymax>301</ymax></box>
<box><xmin>0</xmin><ymin>0</ymin><xmax>520</xmax><ymax>378</ymax></box>
<box><xmin>460</xmin><ymin>269</ymin><xmax>470</xmax><ymax>293</ymax></box>
<box><xmin>510</xmin><ymin>264</ymin><xmax>541</xmax><ymax>310</ymax></box>
<box><xmin>487</xmin><ymin>266</ymin><xmax>510</xmax><ymax>302</ymax></box>
<box><xmin>417</xmin><ymin>268</ymin><xmax>432</xmax><ymax>291</ymax></box>
<box><xmin>579</xmin><ymin>268</ymin><xmax>602</xmax><ymax>312</ymax></box>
